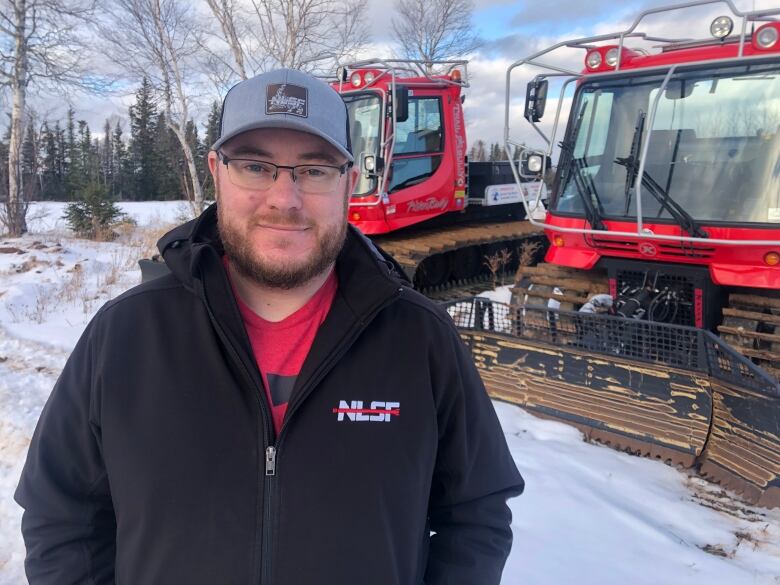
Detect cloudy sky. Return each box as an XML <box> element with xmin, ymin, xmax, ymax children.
<box><xmin>20</xmin><ymin>0</ymin><xmax>780</xmax><ymax>150</ymax></box>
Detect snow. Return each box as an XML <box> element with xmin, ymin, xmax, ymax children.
<box><xmin>1</xmin><ymin>202</ymin><xmax>779</xmax><ymax>584</ymax></box>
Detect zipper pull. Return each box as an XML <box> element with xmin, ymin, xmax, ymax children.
<box><xmin>265</xmin><ymin>446</ymin><xmax>277</xmax><ymax>476</ymax></box>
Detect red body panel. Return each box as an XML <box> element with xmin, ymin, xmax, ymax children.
<box><xmin>544</xmin><ymin>215</ymin><xmax>780</xmax><ymax>289</ymax></box>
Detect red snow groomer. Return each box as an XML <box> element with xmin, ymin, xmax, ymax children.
<box><xmin>331</xmin><ymin>60</ymin><xmax>545</xmax><ymax>290</ymax></box>
<box><xmin>449</xmin><ymin>0</ymin><xmax>780</xmax><ymax>507</ymax></box>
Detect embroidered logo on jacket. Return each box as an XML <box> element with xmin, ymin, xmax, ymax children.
<box><xmin>332</xmin><ymin>400</ymin><xmax>400</xmax><ymax>422</ymax></box>
<box><xmin>266</xmin><ymin>83</ymin><xmax>308</xmax><ymax>117</ymax></box>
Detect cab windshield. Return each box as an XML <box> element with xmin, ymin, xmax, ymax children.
<box><xmin>344</xmin><ymin>93</ymin><xmax>382</xmax><ymax>196</ymax></box>
<box><xmin>553</xmin><ymin>60</ymin><xmax>780</xmax><ymax>225</ymax></box>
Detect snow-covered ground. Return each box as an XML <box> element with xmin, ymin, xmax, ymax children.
<box><xmin>1</xmin><ymin>202</ymin><xmax>779</xmax><ymax>584</ymax></box>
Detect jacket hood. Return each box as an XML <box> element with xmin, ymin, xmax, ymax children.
<box><xmin>156</xmin><ymin>203</ymin><xmax>410</xmax><ymax>297</ymax></box>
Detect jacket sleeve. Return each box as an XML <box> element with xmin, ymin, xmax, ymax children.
<box><xmin>425</xmin><ymin>322</ymin><xmax>524</xmax><ymax>585</ymax></box>
<box><xmin>14</xmin><ymin>321</ymin><xmax>116</xmax><ymax>585</ymax></box>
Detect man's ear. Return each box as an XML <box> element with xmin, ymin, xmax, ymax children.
<box><xmin>208</xmin><ymin>151</ymin><xmax>220</xmax><ymax>201</ymax></box>
<box><xmin>208</xmin><ymin>150</ymin><xmax>219</xmax><ymax>177</ymax></box>
<box><xmin>347</xmin><ymin>165</ymin><xmax>359</xmax><ymax>196</ymax></box>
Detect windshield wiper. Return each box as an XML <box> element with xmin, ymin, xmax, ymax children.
<box><xmin>615</xmin><ymin>113</ymin><xmax>707</xmax><ymax>239</ymax></box>
<box><xmin>389</xmin><ymin>171</ymin><xmax>434</xmax><ymax>193</ymax></box>
<box><xmin>617</xmin><ymin>111</ymin><xmax>645</xmax><ymax>215</ymax></box>
<box><xmin>637</xmin><ymin>171</ymin><xmax>707</xmax><ymax>238</ymax></box>
<box><xmin>558</xmin><ymin>103</ymin><xmax>606</xmax><ymax>231</ymax></box>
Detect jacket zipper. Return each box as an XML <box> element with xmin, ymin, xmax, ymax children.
<box><xmin>201</xmin><ymin>302</ymin><xmax>275</xmax><ymax>585</ymax></box>
<box><xmin>206</xmin><ymin>272</ymin><xmax>403</xmax><ymax>585</ymax></box>
<box><xmin>263</xmin><ymin>446</ymin><xmax>276</xmax><ymax>585</ymax></box>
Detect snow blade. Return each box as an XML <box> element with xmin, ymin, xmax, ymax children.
<box><xmin>445</xmin><ymin>298</ymin><xmax>780</xmax><ymax>508</ymax></box>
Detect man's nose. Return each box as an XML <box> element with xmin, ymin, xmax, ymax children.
<box><xmin>266</xmin><ymin>168</ymin><xmax>303</xmax><ymax>209</ymax></box>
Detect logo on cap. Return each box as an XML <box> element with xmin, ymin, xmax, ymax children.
<box><xmin>266</xmin><ymin>83</ymin><xmax>308</xmax><ymax>117</ymax></box>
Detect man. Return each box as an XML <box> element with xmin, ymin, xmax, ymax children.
<box><xmin>16</xmin><ymin>68</ymin><xmax>524</xmax><ymax>585</ymax></box>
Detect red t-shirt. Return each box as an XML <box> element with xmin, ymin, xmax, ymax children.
<box><xmin>225</xmin><ymin>259</ymin><xmax>338</xmax><ymax>435</ymax></box>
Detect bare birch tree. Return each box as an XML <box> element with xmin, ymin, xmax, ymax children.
<box><xmin>203</xmin><ymin>0</ymin><xmax>250</xmax><ymax>81</ymax></box>
<box><xmin>392</xmin><ymin>0</ymin><xmax>481</xmax><ymax>73</ymax></box>
<box><xmin>0</xmin><ymin>0</ymin><xmax>98</xmax><ymax>236</ymax></box>
<box><xmin>203</xmin><ymin>0</ymin><xmax>369</xmax><ymax>82</ymax></box>
<box><xmin>102</xmin><ymin>0</ymin><xmax>206</xmax><ymax>214</ymax></box>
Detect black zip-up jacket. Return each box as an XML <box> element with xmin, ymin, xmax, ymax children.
<box><xmin>16</xmin><ymin>204</ymin><xmax>524</xmax><ymax>585</ymax></box>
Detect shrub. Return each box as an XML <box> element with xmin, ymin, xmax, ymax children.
<box><xmin>64</xmin><ymin>182</ymin><xmax>128</xmax><ymax>240</ymax></box>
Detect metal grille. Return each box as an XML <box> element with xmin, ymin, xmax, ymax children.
<box><xmin>444</xmin><ymin>297</ymin><xmax>780</xmax><ymax>397</ymax></box>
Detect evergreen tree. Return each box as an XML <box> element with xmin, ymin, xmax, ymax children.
<box><xmin>202</xmin><ymin>100</ymin><xmax>221</xmax><ymax>201</ymax></box>
<box><xmin>187</xmin><ymin>119</ymin><xmax>208</xmax><ymax>201</ymax></box>
<box><xmin>205</xmin><ymin>100</ymin><xmax>220</xmax><ymax>150</ymax></box>
<box><xmin>21</xmin><ymin>117</ymin><xmax>40</xmax><ymax>200</ymax></box>
<box><xmin>488</xmin><ymin>142</ymin><xmax>506</xmax><ymax>162</ymax></box>
<box><xmin>112</xmin><ymin>122</ymin><xmax>130</xmax><ymax>199</ymax></box>
<box><xmin>101</xmin><ymin>120</ymin><xmax>113</xmax><ymax>191</ymax></box>
<box><xmin>77</xmin><ymin>120</ymin><xmax>97</xmax><ymax>187</ymax></box>
<box><xmin>40</xmin><ymin>122</ymin><xmax>65</xmax><ymax>200</ymax></box>
<box><xmin>55</xmin><ymin>121</ymin><xmax>66</xmax><ymax>189</ymax></box>
<box><xmin>128</xmin><ymin>78</ymin><xmax>159</xmax><ymax>200</ymax></box>
<box><xmin>63</xmin><ymin>180</ymin><xmax>125</xmax><ymax>240</ymax></box>
<box><xmin>153</xmin><ymin>112</ymin><xmax>181</xmax><ymax>200</ymax></box>
<box><xmin>64</xmin><ymin>108</ymin><xmax>80</xmax><ymax>199</ymax></box>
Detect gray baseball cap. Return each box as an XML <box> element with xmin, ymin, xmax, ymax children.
<box><xmin>212</xmin><ymin>68</ymin><xmax>353</xmax><ymax>162</ymax></box>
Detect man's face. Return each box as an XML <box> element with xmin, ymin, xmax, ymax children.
<box><xmin>208</xmin><ymin>127</ymin><xmax>358</xmax><ymax>290</ymax></box>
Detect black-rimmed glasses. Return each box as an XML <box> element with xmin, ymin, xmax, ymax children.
<box><xmin>217</xmin><ymin>151</ymin><xmax>352</xmax><ymax>194</ymax></box>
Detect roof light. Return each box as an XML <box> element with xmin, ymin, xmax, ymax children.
<box><xmin>755</xmin><ymin>24</ymin><xmax>779</xmax><ymax>49</ymax></box>
<box><xmin>585</xmin><ymin>50</ymin><xmax>602</xmax><ymax>70</ymax></box>
<box><xmin>363</xmin><ymin>71</ymin><xmax>375</xmax><ymax>84</ymax></box>
<box><xmin>710</xmin><ymin>16</ymin><xmax>733</xmax><ymax>39</ymax></box>
<box><xmin>764</xmin><ymin>251</ymin><xmax>780</xmax><ymax>266</ymax></box>
<box><xmin>451</xmin><ymin>68</ymin><xmax>462</xmax><ymax>82</ymax></box>
<box><xmin>604</xmin><ymin>48</ymin><xmax>620</xmax><ymax>67</ymax></box>
<box><xmin>350</xmin><ymin>72</ymin><xmax>362</xmax><ymax>87</ymax></box>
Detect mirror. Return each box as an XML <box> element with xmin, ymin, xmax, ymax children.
<box><xmin>394</xmin><ymin>86</ymin><xmax>409</xmax><ymax>123</ymax></box>
<box><xmin>524</xmin><ymin>78</ymin><xmax>548</xmax><ymax>123</ymax></box>
<box><xmin>664</xmin><ymin>79</ymin><xmax>695</xmax><ymax>100</ymax></box>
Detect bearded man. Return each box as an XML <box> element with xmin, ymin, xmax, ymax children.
<box><xmin>16</xmin><ymin>68</ymin><xmax>524</xmax><ymax>585</ymax></box>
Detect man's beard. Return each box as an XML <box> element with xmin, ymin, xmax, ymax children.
<box><xmin>218</xmin><ymin>200</ymin><xmax>348</xmax><ymax>290</ymax></box>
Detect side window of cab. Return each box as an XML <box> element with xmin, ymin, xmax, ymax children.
<box><xmin>389</xmin><ymin>97</ymin><xmax>444</xmax><ymax>192</ymax></box>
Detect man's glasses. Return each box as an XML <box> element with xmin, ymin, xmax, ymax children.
<box><xmin>217</xmin><ymin>151</ymin><xmax>352</xmax><ymax>194</ymax></box>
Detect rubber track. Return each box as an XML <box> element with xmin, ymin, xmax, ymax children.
<box><xmin>373</xmin><ymin>221</ymin><xmax>543</xmax><ymax>286</ymax></box>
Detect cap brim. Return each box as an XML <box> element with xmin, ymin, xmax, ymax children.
<box><xmin>211</xmin><ymin>118</ymin><xmax>353</xmax><ymax>163</ymax></box>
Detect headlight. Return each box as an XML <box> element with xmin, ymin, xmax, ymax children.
<box><xmin>363</xmin><ymin>71</ymin><xmax>375</xmax><ymax>84</ymax></box>
<box><xmin>350</xmin><ymin>72</ymin><xmax>362</xmax><ymax>87</ymax></box>
<box><xmin>756</xmin><ymin>25</ymin><xmax>779</xmax><ymax>49</ymax></box>
<box><xmin>586</xmin><ymin>50</ymin><xmax>602</xmax><ymax>70</ymax></box>
<box><xmin>710</xmin><ymin>16</ymin><xmax>734</xmax><ymax>39</ymax></box>
<box><xmin>528</xmin><ymin>155</ymin><xmax>543</xmax><ymax>173</ymax></box>
<box><xmin>605</xmin><ymin>48</ymin><xmax>620</xmax><ymax>67</ymax></box>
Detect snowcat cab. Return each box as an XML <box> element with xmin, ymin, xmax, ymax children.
<box><xmin>332</xmin><ymin>60</ymin><xmax>546</xmax><ymax>290</ymax></box>
<box><xmin>449</xmin><ymin>0</ymin><xmax>780</xmax><ymax>507</ymax></box>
